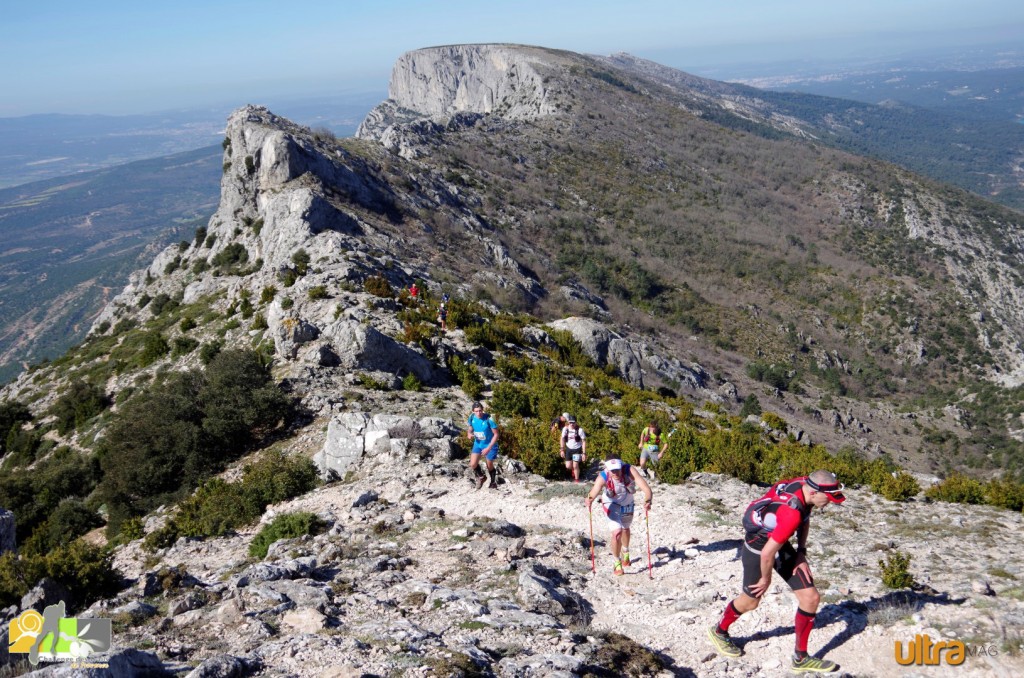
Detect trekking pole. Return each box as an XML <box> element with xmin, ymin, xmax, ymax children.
<box><xmin>645</xmin><ymin>508</ymin><xmax>653</xmax><ymax>580</ymax></box>
<box><xmin>589</xmin><ymin>505</ymin><xmax>596</xmax><ymax>573</ymax></box>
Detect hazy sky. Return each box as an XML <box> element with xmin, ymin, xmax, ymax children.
<box><xmin>3</xmin><ymin>0</ymin><xmax>1021</xmax><ymax>116</ymax></box>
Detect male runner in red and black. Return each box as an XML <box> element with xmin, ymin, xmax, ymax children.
<box><xmin>708</xmin><ymin>470</ymin><xmax>846</xmax><ymax>673</ymax></box>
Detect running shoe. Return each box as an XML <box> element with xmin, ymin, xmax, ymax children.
<box><xmin>488</xmin><ymin>481</ymin><xmax>498</xmax><ymax>490</ymax></box>
<box><xmin>791</xmin><ymin>655</ymin><xmax>838</xmax><ymax>673</ymax></box>
<box><xmin>707</xmin><ymin>625</ymin><xmax>742</xmax><ymax>658</ymax></box>
<box><xmin>475</xmin><ymin>475</ymin><xmax>486</xmax><ymax>490</ymax></box>
<box><xmin>622</xmin><ymin>550</ymin><xmax>631</xmax><ymax>567</ymax></box>
<box><xmin>613</xmin><ymin>559</ymin><xmax>624</xmax><ymax>576</ymax></box>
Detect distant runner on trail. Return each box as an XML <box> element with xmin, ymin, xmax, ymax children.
<box><xmin>550</xmin><ymin>412</ymin><xmax>570</xmax><ymax>436</ymax></box>
<box><xmin>437</xmin><ymin>303</ymin><xmax>448</xmax><ymax>332</ymax></box>
<box><xmin>559</xmin><ymin>415</ymin><xmax>587</xmax><ymax>482</ymax></box>
<box><xmin>584</xmin><ymin>456</ymin><xmax>653</xmax><ymax>576</ymax></box>
<box><xmin>708</xmin><ymin>470</ymin><xmax>846</xmax><ymax>673</ymax></box>
<box><xmin>637</xmin><ymin>421</ymin><xmax>667</xmax><ymax>479</ymax></box>
<box><xmin>467</xmin><ymin>401</ymin><xmax>499</xmax><ymax>490</ymax></box>
<box><xmin>409</xmin><ymin>282</ymin><xmax>419</xmax><ymax>300</ymax></box>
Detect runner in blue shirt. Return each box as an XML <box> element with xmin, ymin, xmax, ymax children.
<box><xmin>467</xmin><ymin>401</ymin><xmax>500</xmax><ymax>490</ymax></box>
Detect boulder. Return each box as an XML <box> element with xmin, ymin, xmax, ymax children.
<box><xmin>546</xmin><ymin>317</ymin><xmax>643</xmax><ymax>387</ymax></box>
<box><xmin>318</xmin><ymin>319</ymin><xmax>433</xmax><ymax>383</ymax></box>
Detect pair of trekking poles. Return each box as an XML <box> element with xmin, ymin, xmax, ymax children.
<box><xmin>588</xmin><ymin>500</ymin><xmax>653</xmax><ymax>580</ymax></box>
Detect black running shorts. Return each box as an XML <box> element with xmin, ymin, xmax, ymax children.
<box><xmin>741</xmin><ymin>536</ymin><xmax>814</xmax><ymax>597</ymax></box>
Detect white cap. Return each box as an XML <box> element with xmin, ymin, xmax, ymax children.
<box><xmin>562</xmin><ymin>412</ymin><xmax>571</xmax><ymax>420</ymax></box>
<box><xmin>604</xmin><ymin>459</ymin><xmax>623</xmax><ymax>472</ymax></box>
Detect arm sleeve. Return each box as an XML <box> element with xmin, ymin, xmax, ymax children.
<box><xmin>769</xmin><ymin>505</ymin><xmax>803</xmax><ymax>544</ymax></box>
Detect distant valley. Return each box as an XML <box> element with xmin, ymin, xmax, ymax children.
<box><xmin>0</xmin><ymin>91</ymin><xmax>383</xmax><ymax>188</ymax></box>
<box><xmin>0</xmin><ymin>146</ymin><xmax>222</xmax><ymax>383</ymax></box>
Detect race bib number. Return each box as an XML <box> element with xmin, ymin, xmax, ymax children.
<box><xmin>620</xmin><ymin>503</ymin><xmax>634</xmax><ymax>515</ymax></box>
<box><xmin>644</xmin><ymin>444</ymin><xmax>659</xmax><ymax>453</ymax></box>
<box><xmin>572</xmin><ymin>453</ymin><xmax>582</xmax><ymax>462</ymax></box>
<box><xmin>474</xmin><ymin>431</ymin><xmax>487</xmax><ymax>441</ymax></box>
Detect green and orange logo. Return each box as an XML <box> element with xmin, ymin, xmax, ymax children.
<box><xmin>9</xmin><ymin>602</ymin><xmax>111</xmax><ymax>665</ymax></box>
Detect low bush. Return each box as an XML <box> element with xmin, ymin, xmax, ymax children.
<box><xmin>50</xmin><ymin>380</ymin><xmax>109</xmax><ymax>435</ymax></box>
<box><xmin>925</xmin><ymin>472</ymin><xmax>986</xmax><ymax>504</ymax></box>
<box><xmin>500</xmin><ymin>417</ymin><xmax>565</xmax><ymax>479</ymax></box>
<box><xmin>248</xmin><ymin>511</ymin><xmax>326</xmax><ymax>559</ymax></box>
<box><xmin>145</xmin><ymin>451</ymin><xmax>319</xmax><ymax>548</ymax></box>
<box><xmin>364</xmin><ymin>275</ymin><xmax>393</xmax><ymax>298</ymax></box>
<box><xmin>447</xmin><ymin>356</ymin><xmax>484</xmax><ymax>399</ymax></box>
<box><xmin>879</xmin><ymin>551</ymin><xmax>915</xmax><ymax>589</ymax></box>
<box><xmin>402</xmin><ymin>374</ymin><xmax>423</xmax><ymax>392</ymax></box>
<box><xmin>878</xmin><ymin>471</ymin><xmax>921</xmax><ymax>502</ymax></box>
<box><xmin>212</xmin><ymin>244</ymin><xmax>249</xmax><ymax>271</ymax></box>
<box><xmin>491</xmin><ymin>382</ymin><xmax>534</xmax><ymax>418</ymax></box>
<box><xmin>0</xmin><ymin>540</ymin><xmax>120</xmax><ymax>611</ymax></box>
<box><xmin>308</xmin><ymin>286</ymin><xmax>329</xmax><ymax>300</ymax></box>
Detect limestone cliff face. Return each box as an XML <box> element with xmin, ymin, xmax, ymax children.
<box><xmin>357</xmin><ymin>44</ymin><xmax>567</xmax><ymax>151</ymax></box>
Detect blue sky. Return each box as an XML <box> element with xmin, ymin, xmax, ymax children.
<box><xmin>2</xmin><ymin>0</ymin><xmax>1021</xmax><ymax>116</ymax></box>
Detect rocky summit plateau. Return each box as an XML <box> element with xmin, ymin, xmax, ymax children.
<box><xmin>2</xmin><ymin>44</ymin><xmax>1024</xmax><ymax>677</ymax></box>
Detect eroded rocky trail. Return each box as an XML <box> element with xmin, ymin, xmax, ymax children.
<box><xmin>102</xmin><ymin>433</ymin><xmax>1024</xmax><ymax>677</ymax></box>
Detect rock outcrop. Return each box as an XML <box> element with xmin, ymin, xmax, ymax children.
<box><xmin>357</xmin><ymin>44</ymin><xmax>566</xmax><ymax>150</ymax></box>
<box><xmin>546</xmin><ymin>317</ymin><xmax>644</xmax><ymax>388</ymax></box>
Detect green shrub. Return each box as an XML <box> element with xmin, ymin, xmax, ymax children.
<box><xmin>878</xmin><ymin>471</ymin><xmax>921</xmax><ymax>502</ymax></box>
<box><xmin>364</xmin><ymin>275</ymin><xmax>393</xmax><ymax>298</ymax></box>
<box><xmin>0</xmin><ymin>541</ymin><xmax>120</xmax><ymax>611</ymax></box>
<box><xmin>879</xmin><ymin>551</ymin><xmax>915</xmax><ymax>589</ymax></box>
<box><xmin>279</xmin><ymin>269</ymin><xmax>299</xmax><ymax>288</ymax></box>
<box><xmin>983</xmin><ymin>478</ymin><xmax>1024</xmax><ymax>511</ymax></box>
<box><xmin>403</xmin><ymin>321</ymin><xmax>433</xmax><ymax>347</ymax></box>
<box><xmin>99</xmin><ymin>350</ymin><xmax>292</xmax><ymax>533</ymax></box>
<box><xmin>260</xmin><ymin>286</ymin><xmax>277</xmax><ymax>304</ymax></box>
<box><xmin>491</xmin><ymin>382</ymin><xmax>534</xmax><ymax>418</ymax></box>
<box><xmin>244</xmin><ymin>155</ymin><xmax>255</xmax><ymax>174</ymax></box>
<box><xmin>250</xmin><ymin>313</ymin><xmax>268</xmax><ymax>330</ymax></box>
<box><xmin>199</xmin><ymin>340</ymin><xmax>223</xmax><ymax>365</ymax></box>
<box><xmin>739</xmin><ymin>394</ymin><xmax>761</xmax><ymax>417</ymax></box>
<box><xmin>180</xmin><ymin>316</ymin><xmax>197</xmax><ymax>332</ymax></box>
<box><xmin>50</xmin><ymin>380</ymin><xmax>109</xmax><ymax>434</ymax></box>
<box><xmin>194</xmin><ymin>226</ymin><xmax>208</xmax><ymax>246</ymax></box>
<box><xmin>501</xmin><ymin>417</ymin><xmax>565</xmax><ymax>479</ymax></box>
<box><xmin>746</xmin><ymin>360</ymin><xmax>797</xmax><ymax>392</ymax></box>
<box><xmin>761</xmin><ymin>412</ymin><xmax>787</xmax><ymax>432</ymax></box>
<box><xmin>248</xmin><ymin>511</ymin><xmax>326</xmax><ymax>559</ymax></box>
<box><xmin>22</xmin><ymin>499</ymin><xmax>103</xmax><ymax>557</ymax></box>
<box><xmin>138</xmin><ymin>332</ymin><xmax>170</xmax><ymax>366</ymax></box>
<box><xmin>212</xmin><ymin>244</ymin><xmax>249</xmax><ymax>271</ymax></box>
<box><xmin>280</xmin><ymin>297</ymin><xmax>294</xmax><ymax>310</ymax></box>
<box><xmin>171</xmin><ymin>336</ymin><xmax>200</xmax><ymax>358</ymax></box>
<box><xmin>496</xmin><ymin>354</ymin><xmax>532</xmax><ymax>381</ymax></box>
<box><xmin>151</xmin><ymin>452</ymin><xmax>319</xmax><ymax>545</ymax></box>
<box><xmin>402</xmin><ymin>374</ymin><xmax>423</xmax><ymax>392</ymax></box>
<box><xmin>308</xmin><ymin>285</ymin><xmax>329</xmax><ymax>300</ymax></box>
<box><xmin>291</xmin><ymin>249</ymin><xmax>310</xmax><ymax>275</ymax></box>
<box><xmin>925</xmin><ymin>472</ymin><xmax>986</xmax><ymax>504</ymax></box>
<box><xmin>447</xmin><ymin>356</ymin><xmax>484</xmax><ymax>399</ymax></box>
<box><xmin>149</xmin><ymin>293</ymin><xmax>176</xmax><ymax>316</ymax></box>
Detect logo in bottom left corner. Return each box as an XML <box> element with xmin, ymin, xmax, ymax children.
<box><xmin>9</xmin><ymin>602</ymin><xmax>111</xmax><ymax>665</ymax></box>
